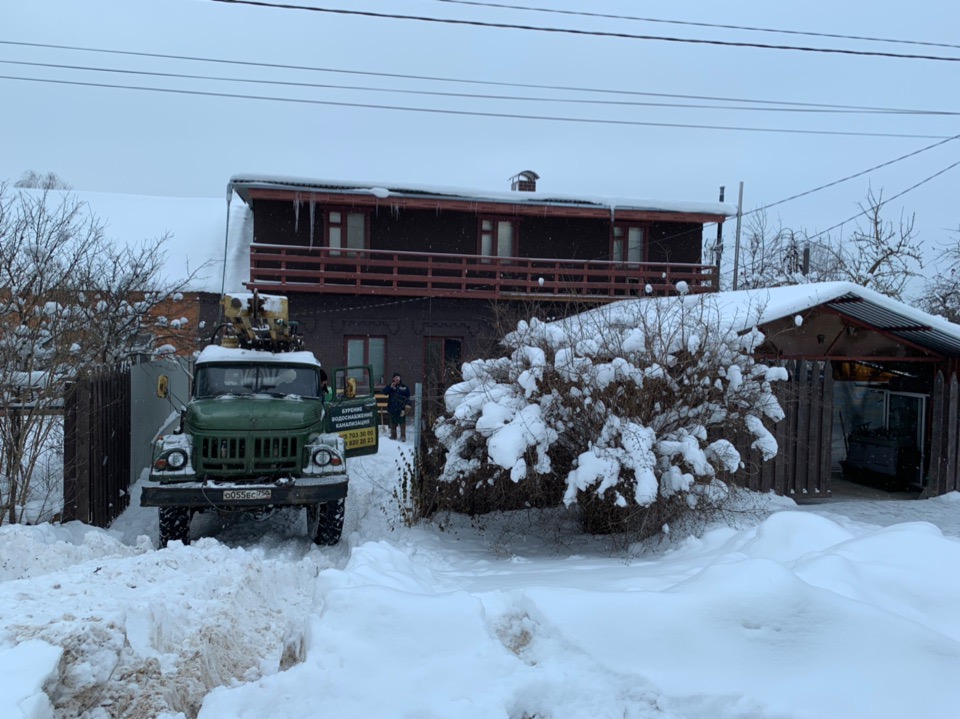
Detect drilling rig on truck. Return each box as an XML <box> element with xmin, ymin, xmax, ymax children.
<box><xmin>141</xmin><ymin>291</ymin><xmax>379</xmax><ymax>547</ymax></box>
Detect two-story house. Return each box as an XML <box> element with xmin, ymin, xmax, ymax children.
<box><xmin>223</xmin><ymin>172</ymin><xmax>734</xmax><ymax>408</ymax></box>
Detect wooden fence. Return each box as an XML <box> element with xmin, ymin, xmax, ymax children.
<box><xmin>731</xmin><ymin>360</ymin><xmax>834</xmax><ymax>498</ymax></box>
<box><xmin>63</xmin><ymin>365</ymin><xmax>132</xmax><ymax>527</ymax></box>
<box><xmin>924</xmin><ymin>369</ymin><xmax>960</xmax><ymax>496</ymax></box>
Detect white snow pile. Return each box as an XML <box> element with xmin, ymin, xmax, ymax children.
<box><xmin>436</xmin><ymin>295</ymin><xmax>787</xmax><ymax>518</ymax></box>
<box><xmin>1</xmin><ymin>441</ymin><xmax>960</xmax><ymax>718</ymax></box>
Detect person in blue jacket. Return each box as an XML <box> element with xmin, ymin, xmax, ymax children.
<box><xmin>383</xmin><ymin>372</ymin><xmax>412</xmax><ymax>441</ymax></box>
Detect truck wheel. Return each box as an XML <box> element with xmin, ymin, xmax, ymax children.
<box><xmin>307</xmin><ymin>499</ymin><xmax>345</xmax><ymax>546</ymax></box>
<box><xmin>159</xmin><ymin>507</ymin><xmax>192</xmax><ymax>548</ymax></box>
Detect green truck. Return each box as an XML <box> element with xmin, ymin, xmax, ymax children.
<box><xmin>140</xmin><ymin>292</ymin><xmax>378</xmax><ymax>547</ymax></box>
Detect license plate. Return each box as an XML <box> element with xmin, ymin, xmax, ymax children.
<box><xmin>222</xmin><ymin>489</ymin><xmax>272</xmax><ymax>501</ymax></box>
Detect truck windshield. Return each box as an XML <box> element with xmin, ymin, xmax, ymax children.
<box><xmin>194</xmin><ymin>364</ymin><xmax>320</xmax><ymax>398</ymax></box>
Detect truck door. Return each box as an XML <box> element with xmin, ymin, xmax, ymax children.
<box><xmin>325</xmin><ymin>365</ymin><xmax>380</xmax><ymax>458</ymax></box>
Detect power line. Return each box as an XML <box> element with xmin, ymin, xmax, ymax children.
<box><xmin>2</xmin><ymin>73</ymin><xmax>951</xmax><ymax>140</ymax></box>
<box><xmin>747</xmin><ymin>132</ymin><xmax>960</xmax><ymax>215</ymax></box>
<box><xmin>806</xmin><ymin>158</ymin><xmax>960</xmax><ymax>241</ymax></box>
<box><xmin>429</xmin><ymin>0</ymin><xmax>960</xmax><ymax>52</ymax></box>
<box><xmin>2</xmin><ymin>40</ymin><xmax>952</xmax><ymax>117</ymax></box>
<box><xmin>5</xmin><ymin>58</ymin><xmax>959</xmax><ymax>117</ymax></box>
<box><xmin>650</xmin><ymin>137</ymin><xmax>960</xmax><ymax>258</ymax></box>
<box><xmin>208</xmin><ymin>0</ymin><xmax>960</xmax><ymax>63</ymax></box>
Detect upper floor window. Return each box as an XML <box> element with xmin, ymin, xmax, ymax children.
<box><xmin>328</xmin><ymin>211</ymin><xmax>368</xmax><ymax>255</ymax></box>
<box><xmin>479</xmin><ymin>218</ymin><xmax>516</xmax><ymax>261</ymax></box>
<box><xmin>612</xmin><ymin>225</ymin><xmax>644</xmax><ymax>263</ymax></box>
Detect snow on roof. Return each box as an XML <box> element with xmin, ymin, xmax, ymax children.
<box><xmin>24</xmin><ymin>188</ymin><xmax>251</xmax><ymax>294</ymax></box>
<box><xmin>228</xmin><ymin>173</ymin><xmax>736</xmax><ymax>218</ymax></box>
<box><xmin>585</xmin><ymin>282</ymin><xmax>960</xmax><ymax>357</ymax></box>
<box><xmin>196</xmin><ymin>345</ymin><xmax>322</xmax><ymax>367</ymax></box>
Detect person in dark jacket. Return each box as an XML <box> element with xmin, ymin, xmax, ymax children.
<box><xmin>382</xmin><ymin>372</ymin><xmax>412</xmax><ymax>441</ymax></box>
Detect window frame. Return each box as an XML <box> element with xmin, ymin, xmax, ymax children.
<box><xmin>477</xmin><ymin>217</ymin><xmax>519</xmax><ymax>262</ymax></box>
<box><xmin>325</xmin><ymin>207</ymin><xmax>371</xmax><ymax>254</ymax></box>
<box><xmin>610</xmin><ymin>223</ymin><xmax>648</xmax><ymax>264</ymax></box>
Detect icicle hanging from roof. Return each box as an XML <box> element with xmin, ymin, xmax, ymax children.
<box><xmin>293</xmin><ymin>192</ymin><xmax>301</xmax><ymax>233</ymax></box>
<box><xmin>309</xmin><ymin>196</ymin><xmax>316</xmax><ymax>248</ymax></box>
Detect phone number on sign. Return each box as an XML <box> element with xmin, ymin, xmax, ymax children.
<box><xmin>342</xmin><ymin>427</ymin><xmax>376</xmax><ymax>449</ymax></box>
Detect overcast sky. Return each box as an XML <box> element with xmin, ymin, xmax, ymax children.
<box><xmin>2</xmin><ymin>0</ymin><xmax>959</xmax><ymax>286</ymax></box>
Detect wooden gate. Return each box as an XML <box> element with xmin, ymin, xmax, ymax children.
<box><xmin>732</xmin><ymin>360</ymin><xmax>834</xmax><ymax>498</ymax></box>
<box><xmin>924</xmin><ymin>369</ymin><xmax>960</xmax><ymax>496</ymax></box>
<box><xmin>63</xmin><ymin>365</ymin><xmax>132</xmax><ymax>527</ymax></box>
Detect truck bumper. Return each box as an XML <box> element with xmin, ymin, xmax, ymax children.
<box><xmin>140</xmin><ymin>475</ymin><xmax>348</xmax><ymax>509</ymax></box>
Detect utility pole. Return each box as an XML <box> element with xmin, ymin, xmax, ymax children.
<box><xmin>715</xmin><ymin>186</ymin><xmax>725</xmax><ymax>280</ymax></box>
<box><xmin>732</xmin><ymin>181</ymin><xmax>744</xmax><ymax>291</ymax></box>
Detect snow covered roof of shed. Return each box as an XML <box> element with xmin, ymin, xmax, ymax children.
<box><xmin>228</xmin><ymin>174</ymin><xmax>736</xmax><ymax>219</ymax></box>
<box><xmin>593</xmin><ymin>282</ymin><xmax>960</xmax><ymax>358</ymax></box>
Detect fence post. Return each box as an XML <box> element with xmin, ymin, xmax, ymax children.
<box><xmin>413</xmin><ymin>382</ymin><xmax>423</xmax><ymax>480</ymax></box>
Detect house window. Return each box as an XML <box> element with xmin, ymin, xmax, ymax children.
<box><xmin>345</xmin><ymin>336</ymin><xmax>386</xmax><ymax>387</ymax></box>
<box><xmin>328</xmin><ymin>211</ymin><xmax>368</xmax><ymax>255</ymax></box>
<box><xmin>612</xmin><ymin>225</ymin><xmax>644</xmax><ymax>263</ymax></box>
<box><xmin>479</xmin><ymin>219</ymin><xmax>516</xmax><ymax>261</ymax></box>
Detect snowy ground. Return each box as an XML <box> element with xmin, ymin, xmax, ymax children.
<box><xmin>2</xmin><ymin>439</ymin><xmax>959</xmax><ymax>719</ymax></box>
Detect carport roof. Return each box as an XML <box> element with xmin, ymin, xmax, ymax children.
<box><xmin>719</xmin><ymin>282</ymin><xmax>960</xmax><ymax>358</ymax></box>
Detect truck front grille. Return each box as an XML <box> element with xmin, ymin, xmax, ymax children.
<box><xmin>198</xmin><ymin>435</ymin><xmax>299</xmax><ymax>474</ymax></box>
<box><xmin>253</xmin><ymin>437</ymin><xmax>299</xmax><ymax>471</ymax></box>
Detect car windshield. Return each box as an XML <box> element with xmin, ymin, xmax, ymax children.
<box><xmin>194</xmin><ymin>364</ymin><xmax>320</xmax><ymax>398</ymax></box>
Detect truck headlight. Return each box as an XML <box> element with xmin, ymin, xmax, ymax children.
<box><xmin>311</xmin><ymin>448</ymin><xmax>342</xmax><ymax>467</ymax></box>
<box><xmin>166</xmin><ymin>449</ymin><xmax>188</xmax><ymax>469</ymax></box>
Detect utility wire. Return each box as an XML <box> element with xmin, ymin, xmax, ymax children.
<box><xmin>430</xmin><ymin>0</ymin><xmax>960</xmax><ymax>52</ymax></box>
<box><xmin>747</xmin><ymin>132</ymin><xmax>960</xmax><ymax>215</ymax></box>
<box><xmin>6</xmin><ymin>58</ymin><xmax>959</xmax><ymax>117</ymax></box>
<box><xmin>1</xmin><ymin>40</ymin><xmax>951</xmax><ymax>116</ymax></box>
<box><xmin>805</xmin><ymin>157</ymin><xmax>960</xmax><ymax>241</ymax></box>
<box><xmin>638</xmin><ymin>136</ymin><xmax>960</xmax><ymax>258</ymax></box>
<box><xmin>208</xmin><ymin>0</ymin><xmax>960</xmax><ymax>63</ymax></box>
<box><xmin>2</xmin><ymin>74</ymin><xmax>951</xmax><ymax>140</ymax></box>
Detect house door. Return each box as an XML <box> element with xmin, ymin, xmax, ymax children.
<box><xmin>424</xmin><ymin>337</ymin><xmax>462</xmax><ymax>422</ymax></box>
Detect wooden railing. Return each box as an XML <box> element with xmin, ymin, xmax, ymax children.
<box><xmin>248</xmin><ymin>244</ymin><xmax>718</xmax><ymax>300</ymax></box>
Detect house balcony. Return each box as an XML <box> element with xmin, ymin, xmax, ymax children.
<box><xmin>247</xmin><ymin>244</ymin><xmax>718</xmax><ymax>301</ymax></box>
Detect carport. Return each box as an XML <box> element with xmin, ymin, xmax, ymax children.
<box><xmin>724</xmin><ymin>282</ymin><xmax>960</xmax><ymax>500</ymax></box>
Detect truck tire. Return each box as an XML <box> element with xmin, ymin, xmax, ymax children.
<box><xmin>307</xmin><ymin>499</ymin><xmax>345</xmax><ymax>546</ymax></box>
<box><xmin>159</xmin><ymin>507</ymin><xmax>192</xmax><ymax>548</ymax></box>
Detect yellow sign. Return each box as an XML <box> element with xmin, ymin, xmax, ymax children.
<box><xmin>341</xmin><ymin>426</ymin><xmax>377</xmax><ymax>451</ymax></box>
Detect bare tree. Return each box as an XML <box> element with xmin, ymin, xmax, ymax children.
<box><xmin>0</xmin><ymin>183</ymin><xmax>198</xmax><ymax>524</ymax></box>
<box><xmin>736</xmin><ymin>189</ymin><xmax>922</xmax><ymax>301</ymax></box>
<box><xmin>919</xmin><ymin>226</ymin><xmax>960</xmax><ymax>323</ymax></box>
<box><xmin>818</xmin><ymin>188</ymin><xmax>922</xmax><ymax>301</ymax></box>
<box><xmin>13</xmin><ymin>170</ymin><xmax>72</xmax><ymax>191</ymax></box>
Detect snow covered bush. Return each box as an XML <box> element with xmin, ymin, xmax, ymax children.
<box><xmin>430</xmin><ymin>294</ymin><xmax>788</xmax><ymax>537</ymax></box>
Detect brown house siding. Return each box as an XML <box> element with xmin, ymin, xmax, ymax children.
<box><xmin>250</xmin><ymin>199</ymin><xmax>703</xmax><ymax>265</ymax></box>
<box><xmin>197</xmin><ymin>292</ymin><xmax>491</xmax><ymax>370</ymax></box>
<box><xmin>648</xmin><ymin>222</ymin><xmax>702</xmax><ymax>264</ymax></box>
